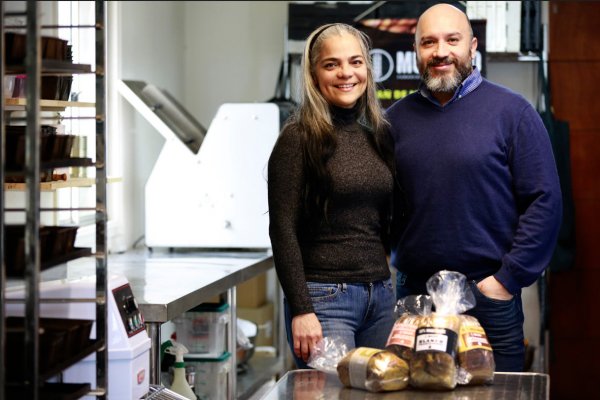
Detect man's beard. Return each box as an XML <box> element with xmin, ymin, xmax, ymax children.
<box><xmin>420</xmin><ymin>56</ymin><xmax>472</xmax><ymax>93</ymax></box>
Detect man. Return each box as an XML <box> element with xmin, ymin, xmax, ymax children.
<box><xmin>386</xmin><ymin>3</ymin><xmax>562</xmax><ymax>372</ymax></box>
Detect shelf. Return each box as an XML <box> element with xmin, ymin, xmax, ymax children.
<box><xmin>4</xmin><ymin>157</ymin><xmax>95</xmax><ymax>175</ymax></box>
<box><xmin>5</xmin><ymin>98</ymin><xmax>95</xmax><ymax>111</ymax></box>
<box><xmin>487</xmin><ymin>52</ymin><xmax>541</xmax><ymax>62</ymax></box>
<box><xmin>40</xmin><ymin>339</ymin><xmax>103</xmax><ymax>381</ymax></box>
<box><xmin>6</xmin><ymin>59</ymin><xmax>93</xmax><ymax>75</ymax></box>
<box><xmin>41</xmin><ymin>247</ymin><xmax>93</xmax><ymax>273</ymax></box>
<box><xmin>5</xmin><ymin>177</ymin><xmax>95</xmax><ymax>191</ymax></box>
<box><xmin>6</xmin><ymin>382</ymin><xmax>92</xmax><ymax>400</ymax></box>
<box><xmin>1</xmin><ymin>2</ymin><xmax>108</xmax><ymax>399</ymax></box>
<box><xmin>4</xmin><ymin>176</ymin><xmax>122</xmax><ymax>191</ymax></box>
<box><xmin>6</xmin><ymin>247</ymin><xmax>93</xmax><ymax>278</ymax></box>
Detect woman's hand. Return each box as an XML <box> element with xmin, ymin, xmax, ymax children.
<box><xmin>477</xmin><ymin>276</ymin><xmax>513</xmax><ymax>301</ymax></box>
<box><xmin>292</xmin><ymin>313</ymin><xmax>323</xmax><ymax>362</ymax></box>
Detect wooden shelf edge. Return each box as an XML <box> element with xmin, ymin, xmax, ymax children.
<box><xmin>5</xmin><ymin>98</ymin><xmax>96</xmax><ymax>110</ymax></box>
<box><xmin>4</xmin><ymin>176</ymin><xmax>122</xmax><ymax>191</ymax></box>
<box><xmin>6</xmin><ymin>59</ymin><xmax>93</xmax><ymax>75</ymax></box>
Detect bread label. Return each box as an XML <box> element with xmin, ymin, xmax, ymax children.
<box><xmin>386</xmin><ymin>321</ymin><xmax>417</xmax><ymax>347</ymax></box>
<box><xmin>348</xmin><ymin>347</ymin><xmax>380</xmax><ymax>389</ymax></box>
<box><xmin>414</xmin><ymin>327</ymin><xmax>458</xmax><ymax>357</ymax></box>
<box><xmin>458</xmin><ymin>325</ymin><xmax>492</xmax><ymax>352</ymax></box>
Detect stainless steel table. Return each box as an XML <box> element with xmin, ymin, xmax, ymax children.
<box><xmin>107</xmin><ymin>249</ymin><xmax>275</xmax><ymax>396</ymax></box>
<box><xmin>262</xmin><ymin>370</ymin><xmax>550</xmax><ymax>400</ymax></box>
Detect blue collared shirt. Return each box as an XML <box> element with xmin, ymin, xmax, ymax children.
<box><xmin>419</xmin><ymin>67</ymin><xmax>483</xmax><ymax>106</ymax></box>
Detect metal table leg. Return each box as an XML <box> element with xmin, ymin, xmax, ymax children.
<box><xmin>227</xmin><ymin>287</ymin><xmax>237</xmax><ymax>399</ymax></box>
<box><xmin>146</xmin><ymin>322</ymin><xmax>162</xmax><ymax>385</ymax></box>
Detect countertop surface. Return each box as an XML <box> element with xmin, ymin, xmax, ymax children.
<box><xmin>7</xmin><ymin>248</ymin><xmax>274</xmax><ymax>322</ymax></box>
<box><xmin>262</xmin><ymin>370</ymin><xmax>549</xmax><ymax>400</ymax></box>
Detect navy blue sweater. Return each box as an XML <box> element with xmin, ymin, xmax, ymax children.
<box><xmin>387</xmin><ymin>78</ymin><xmax>562</xmax><ymax>295</ymax></box>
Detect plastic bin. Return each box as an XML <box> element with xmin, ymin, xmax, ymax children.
<box><xmin>184</xmin><ymin>351</ymin><xmax>231</xmax><ymax>400</ymax></box>
<box><xmin>173</xmin><ymin>303</ymin><xmax>230</xmax><ymax>357</ymax></box>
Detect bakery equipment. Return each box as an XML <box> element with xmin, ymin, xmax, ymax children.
<box><xmin>5</xmin><ymin>274</ymin><xmax>151</xmax><ymax>399</ymax></box>
<box><xmin>118</xmin><ymin>80</ymin><xmax>280</xmax><ymax>249</ymax></box>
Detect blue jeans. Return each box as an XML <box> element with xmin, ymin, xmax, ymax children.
<box><xmin>284</xmin><ymin>278</ymin><xmax>396</xmax><ymax>369</ymax></box>
<box><xmin>465</xmin><ymin>280</ymin><xmax>525</xmax><ymax>372</ymax></box>
<box><xmin>395</xmin><ymin>273</ymin><xmax>525</xmax><ymax>372</ymax></box>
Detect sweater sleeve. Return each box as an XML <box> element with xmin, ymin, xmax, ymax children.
<box><xmin>494</xmin><ymin>104</ymin><xmax>563</xmax><ymax>294</ymax></box>
<box><xmin>267</xmin><ymin>126</ymin><xmax>314</xmax><ymax>317</ymax></box>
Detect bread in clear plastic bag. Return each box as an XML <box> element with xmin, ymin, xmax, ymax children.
<box><xmin>457</xmin><ymin>314</ymin><xmax>495</xmax><ymax>385</ymax></box>
<box><xmin>337</xmin><ymin>347</ymin><xmax>409</xmax><ymax>392</ymax></box>
<box><xmin>385</xmin><ymin>294</ymin><xmax>432</xmax><ymax>362</ymax></box>
<box><xmin>408</xmin><ymin>270</ymin><xmax>475</xmax><ymax>390</ymax></box>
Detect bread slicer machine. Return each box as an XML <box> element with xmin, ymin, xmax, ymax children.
<box><xmin>118</xmin><ymin>80</ymin><xmax>280</xmax><ymax>249</ymax></box>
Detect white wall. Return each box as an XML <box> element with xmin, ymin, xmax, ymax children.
<box><xmin>112</xmin><ymin>1</ymin><xmax>287</xmax><ymax>249</ymax></box>
<box><xmin>487</xmin><ymin>61</ymin><xmax>539</xmax><ymax>105</ymax></box>
<box><xmin>182</xmin><ymin>1</ymin><xmax>287</xmax><ymax>126</ymax></box>
<box><xmin>112</xmin><ymin>1</ymin><xmax>187</xmax><ymax>250</ymax></box>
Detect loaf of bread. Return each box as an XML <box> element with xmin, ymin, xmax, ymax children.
<box><xmin>409</xmin><ymin>314</ymin><xmax>461</xmax><ymax>390</ymax></box>
<box><xmin>385</xmin><ymin>314</ymin><xmax>420</xmax><ymax>362</ymax></box>
<box><xmin>337</xmin><ymin>348</ymin><xmax>409</xmax><ymax>392</ymax></box>
<box><xmin>457</xmin><ymin>315</ymin><xmax>495</xmax><ymax>385</ymax></box>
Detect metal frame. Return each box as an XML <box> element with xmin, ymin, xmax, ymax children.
<box><xmin>0</xmin><ymin>2</ymin><xmax>5</xmax><ymax>398</ymax></box>
<box><xmin>23</xmin><ymin>3</ymin><xmax>41</xmax><ymax>398</ymax></box>
<box><xmin>0</xmin><ymin>1</ymin><xmax>108</xmax><ymax>398</ymax></box>
<box><xmin>94</xmin><ymin>2</ymin><xmax>108</xmax><ymax>398</ymax></box>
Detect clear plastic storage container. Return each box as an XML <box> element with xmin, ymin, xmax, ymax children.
<box><xmin>173</xmin><ymin>303</ymin><xmax>230</xmax><ymax>357</ymax></box>
<box><xmin>184</xmin><ymin>351</ymin><xmax>231</xmax><ymax>400</ymax></box>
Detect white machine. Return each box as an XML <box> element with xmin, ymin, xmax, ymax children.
<box><xmin>5</xmin><ymin>274</ymin><xmax>151</xmax><ymax>399</ymax></box>
<box><xmin>118</xmin><ymin>80</ymin><xmax>280</xmax><ymax>249</ymax></box>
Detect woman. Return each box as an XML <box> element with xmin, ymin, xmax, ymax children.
<box><xmin>267</xmin><ymin>23</ymin><xmax>397</xmax><ymax>368</ymax></box>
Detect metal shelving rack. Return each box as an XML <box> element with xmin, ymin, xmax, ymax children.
<box><xmin>0</xmin><ymin>1</ymin><xmax>107</xmax><ymax>399</ymax></box>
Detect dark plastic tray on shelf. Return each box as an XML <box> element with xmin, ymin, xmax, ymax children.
<box><xmin>5</xmin><ymin>126</ymin><xmax>76</xmax><ymax>168</ymax></box>
<box><xmin>6</xmin><ymin>317</ymin><xmax>98</xmax><ymax>382</ymax></box>
<box><xmin>4</xmin><ymin>32</ymin><xmax>69</xmax><ymax>64</ymax></box>
<box><xmin>3</xmin><ymin>225</ymin><xmax>92</xmax><ymax>277</ymax></box>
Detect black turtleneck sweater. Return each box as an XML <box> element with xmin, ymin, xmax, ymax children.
<box><xmin>267</xmin><ymin>106</ymin><xmax>393</xmax><ymax>317</ymax></box>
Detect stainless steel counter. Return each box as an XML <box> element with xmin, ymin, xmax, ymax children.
<box><xmin>107</xmin><ymin>249</ymin><xmax>273</xmax><ymax>323</ymax></box>
<box><xmin>107</xmin><ymin>249</ymin><xmax>275</xmax><ymax>395</ymax></box>
<box><xmin>262</xmin><ymin>370</ymin><xmax>549</xmax><ymax>400</ymax></box>
<box><xmin>109</xmin><ymin>249</ymin><xmax>275</xmax><ymax>395</ymax></box>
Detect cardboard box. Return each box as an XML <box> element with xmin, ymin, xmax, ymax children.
<box><xmin>237</xmin><ymin>302</ymin><xmax>274</xmax><ymax>346</ymax></box>
<box><xmin>236</xmin><ymin>273</ymin><xmax>266</xmax><ymax>308</ymax></box>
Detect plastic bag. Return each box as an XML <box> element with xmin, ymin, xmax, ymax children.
<box><xmin>307</xmin><ymin>336</ymin><xmax>409</xmax><ymax>392</ymax></box>
<box><xmin>409</xmin><ymin>270</ymin><xmax>475</xmax><ymax>390</ymax></box>
<box><xmin>307</xmin><ymin>335</ymin><xmax>349</xmax><ymax>374</ymax></box>
<box><xmin>385</xmin><ymin>295</ymin><xmax>432</xmax><ymax>362</ymax></box>
<box><xmin>457</xmin><ymin>314</ymin><xmax>495</xmax><ymax>385</ymax></box>
<box><xmin>337</xmin><ymin>348</ymin><xmax>409</xmax><ymax>392</ymax></box>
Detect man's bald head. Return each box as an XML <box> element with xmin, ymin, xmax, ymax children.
<box><xmin>413</xmin><ymin>3</ymin><xmax>478</xmax><ymax>104</ymax></box>
<box><xmin>415</xmin><ymin>3</ymin><xmax>473</xmax><ymax>44</ymax></box>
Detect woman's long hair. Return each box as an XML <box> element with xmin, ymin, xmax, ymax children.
<box><xmin>289</xmin><ymin>23</ymin><xmax>393</xmax><ymax>221</ymax></box>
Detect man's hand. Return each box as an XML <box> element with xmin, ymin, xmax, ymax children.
<box><xmin>292</xmin><ymin>313</ymin><xmax>323</xmax><ymax>362</ymax></box>
<box><xmin>477</xmin><ymin>276</ymin><xmax>513</xmax><ymax>301</ymax></box>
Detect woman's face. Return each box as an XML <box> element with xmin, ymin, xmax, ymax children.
<box><xmin>314</xmin><ymin>33</ymin><xmax>367</xmax><ymax>109</ymax></box>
